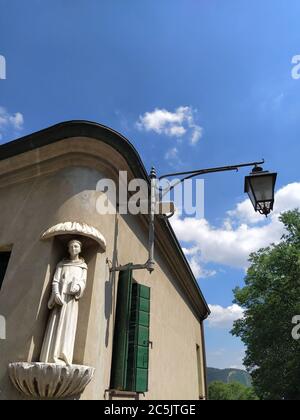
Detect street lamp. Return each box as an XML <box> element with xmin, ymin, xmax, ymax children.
<box><xmin>110</xmin><ymin>159</ymin><xmax>277</xmax><ymax>273</ymax></box>
<box><xmin>244</xmin><ymin>165</ymin><xmax>277</xmax><ymax>217</ymax></box>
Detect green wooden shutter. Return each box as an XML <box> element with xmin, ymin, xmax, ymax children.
<box><xmin>110</xmin><ymin>267</ymin><xmax>133</xmax><ymax>390</ymax></box>
<box><xmin>0</xmin><ymin>252</ymin><xmax>11</xmax><ymax>291</ymax></box>
<box><xmin>126</xmin><ymin>283</ymin><xmax>151</xmax><ymax>393</ymax></box>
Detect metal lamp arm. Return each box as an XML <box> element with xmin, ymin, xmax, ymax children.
<box><xmin>158</xmin><ymin>160</ymin><xmax>265</xmax><ymax>198</ymax></box>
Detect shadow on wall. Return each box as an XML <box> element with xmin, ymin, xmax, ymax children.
<box><xmin>105</xmin><ymin>213</ymin><xmax>119</xmax><ymax>348</ymax></box>
<box><xmin>0</xmin><ymin>238</ymin><xmax>61</xmax><ymax>399</ymax></box>
<box><xmin>32</xmin><ymin>238</ymin><xmax>66</xmax><ymax>361</ymax></box>
<box><xmin>70</xmin><ymin>237</ymin><xmax>102</xmax><ymax>366</ymax></box>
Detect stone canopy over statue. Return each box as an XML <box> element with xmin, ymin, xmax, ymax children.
<box><xmin>40</xmin><ymin>239</ymin><xmax>87</xmax><ymax>366</ymax></box>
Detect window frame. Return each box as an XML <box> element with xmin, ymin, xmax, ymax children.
<box><xmin>110</xmin><ymin>267</ymin><xmax>151</xmax><ymax>394</ymax></box>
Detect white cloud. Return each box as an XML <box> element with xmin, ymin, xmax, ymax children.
<box><xmin>136</xmin><ymin>106</ymin><xmax>203</xmax><ymax>145</ymax></box>
<box><xmin>260</xmin><ymin>92</ymin><xmax>285</xmax><ymax>114</ymax></box>
<box><xmin>190</xmin><ymin>125</ymin><xmax>203</xmax><ymax>145</ymax></box>
<box><xmin>228</xmin><ymin>182</ymin><xmax>300</xmax><ymax>224</ymax></box>
<box><xmin>172</xmin><ymin>212</ymin><xmax>283</xmax><ymax>268</ymax></box>
<box><xmin>167</xmin><ymin>125</ymin><xmax>186</xmax><ymax>137</ymax></box>
<box><xmin>272</xmin><ymin>182</ymin><xmax>300</xmax><ymax>214</ymax></box>
<box><xmin>189</xmin><ymin>256</ymin><xmax>217</xmax><ymax>279</ymax></box>
<box><xmin>207</xmin><ymin>349</ymin><xmax>245</xmax><ymax>370</ymax></box>
<box><xmin>165</xmin><ymin>147</ymin><xmax>179</xmax><ymax>161</ymax></box>
<box><xmin>182</xmin><ymin>247</ymin><xmax>217</xmax><ymax>278</ymax></box>
<box><xmin>0</xmin><ymin>107</ymin><xmax>24</xmax><ymax>140</ymax></box>
<box><xmin>10</xmin><ymin>112</ymin><xmax>24</xmax><ymax>130</ymax></box>
<box><xmin>208</xmin><ymin>304</ymin><xmax>244</xmax><ymax>329</ymax></box>
<box><xmin>171</xmin><ymin>182</ymin><xmax>300</xmax><ymax>270</ymax></box>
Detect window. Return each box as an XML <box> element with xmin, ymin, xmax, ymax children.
<box><xmin>0</xmin><ymin>251</ymin><xmax>11</xmax><ymax>291</ymax></box>
<box><xmin>110</xmin><ymin>267</ymin><xmax>151</xmax><ymax>393</ymax></box>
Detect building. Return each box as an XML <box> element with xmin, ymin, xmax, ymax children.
<box><xmin>0</xmin><ymin>121</ymin><xmax>210</xmax><ymax>400</ymax></box>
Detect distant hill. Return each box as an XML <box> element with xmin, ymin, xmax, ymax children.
<box><xmin>207</xmin><ymin>367</ymin><xmax>252</xmax><ymax>387</ymax></box>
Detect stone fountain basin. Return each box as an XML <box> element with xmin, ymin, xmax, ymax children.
<box><xmin>8</xmin><ymin>362</ymin><xmax>94</xmax><ymax>399</ymax></box>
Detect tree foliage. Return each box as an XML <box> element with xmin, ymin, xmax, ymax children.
<box><xmin>232</xmin><ymin>210</ymin><xmax>300</xmax><ymax>400</ymax></box>
<box><xmin>208</xmin><ymin>381</ymin><xmax>258</xmax><ymax>400</ymax></box>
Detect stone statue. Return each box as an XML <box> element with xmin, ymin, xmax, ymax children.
<box><xmin>40</xmin><ymin>239</ymin><xmax>87</xmax><ymax>366</ymax></box>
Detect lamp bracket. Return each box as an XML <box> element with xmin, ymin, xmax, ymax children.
<box><xmin>158</xmin><ymin>159</ymin><xmax>265</xmax><ymax>198</ymax></box>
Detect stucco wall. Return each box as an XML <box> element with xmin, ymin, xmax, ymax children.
<box><xmin>0</xmin><ymin>166</ymin><xmax>206</xmax><ymax>400</ymax></box>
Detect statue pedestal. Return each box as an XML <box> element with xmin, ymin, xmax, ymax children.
<box><xmin>8</xmin><ymin>362</ymin><xmax>95</xmax><ymax>399</ymax></box>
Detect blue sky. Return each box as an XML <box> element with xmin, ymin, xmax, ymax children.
<box><xmin>1</xmin><ymin>0</ymin><xmax>300</xmax><ymax>369</ymax></box>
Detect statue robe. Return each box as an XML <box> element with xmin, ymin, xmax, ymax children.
<box><xmin>40</xmin><ymin>259</ymin><xmax>87</xmax><ymax>366</ymax></box>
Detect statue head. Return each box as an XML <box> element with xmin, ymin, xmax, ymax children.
<box><xmin>68</xmin><ymin>239</ymin><xmax>82</xmax><ymax>260</ymax></box>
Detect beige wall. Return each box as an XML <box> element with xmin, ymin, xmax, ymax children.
<box><xmin>0</xmin><ymin>164</ymin><xmax>206</xmax><ymax>400</ymax></box>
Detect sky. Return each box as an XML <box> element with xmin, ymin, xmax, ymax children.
<box><xmin>1</xmin><ymin>0</ymin><xmax>300</xmax><ymax>370</ymax></box>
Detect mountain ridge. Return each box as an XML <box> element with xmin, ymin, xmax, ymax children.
<box><xmin>207</xmin><ymin>367</ymin><xmax>252</xmax><ymax>387</ymax></box>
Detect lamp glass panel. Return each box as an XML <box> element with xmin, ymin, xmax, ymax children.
<box><xmin>245</xmin><ymin>178</ymin><xmax>257</xmax><ymax>209</ymax></box>
<box><xmin>249</xmin><ymin>174</ymin><xmax>274</xmax><ymax>202</ymax></box>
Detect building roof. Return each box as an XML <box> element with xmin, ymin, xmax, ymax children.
<box><xmin>0</xmin><ymin>120</ymin><xmax>210</xmax><ymax>319</ymax></box>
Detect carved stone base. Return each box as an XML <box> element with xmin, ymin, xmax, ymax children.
<box><xmin>8</xmin><ymin>362</ymin><xmax>95</xmax><ymax>399</ymax></box>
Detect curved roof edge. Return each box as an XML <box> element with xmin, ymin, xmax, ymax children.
<box><xmin>0</xmin><ymin>120</ymin><xmax>210</xmax><ymax>319</ymax></box>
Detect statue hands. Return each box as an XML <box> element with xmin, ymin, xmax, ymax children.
<box><xmin>48</xmin><ymin>292</ymin><xmax>64</xmax><ymax>309</ymax></box>
<box><xmin>70</xmin><ymin>277</ymin><xmax>80</xmax><ymax>296</ymax></box>
<box><xmin>70</xmin><ymin>284</ymin><xmax>80</xmax><ymax>295</ymax></box>
<box><xmin>54</xmin><ymin>293</ymin><xmax>64</xmax><ymax>306</ymax></box>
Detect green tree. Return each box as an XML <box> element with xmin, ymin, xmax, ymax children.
<box><xmin>208</xmin><ymin>381</ymin><xmax>258</xmax><ymax>400</ymax></box>
<box><xmin>232</xmin><ymin>210</ymin><xmax>300</xmax><ymax>400</ymax></box>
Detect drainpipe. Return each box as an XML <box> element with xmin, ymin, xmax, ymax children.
<box><xmin>109</xmin><ymin>167</ymin><xmax>157</xmax><ymax>274</ymax></box>
<box><xmin>146</xmin><ymin>167</ymin><xmax>157</xmax><ymax>273</ymax></box>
